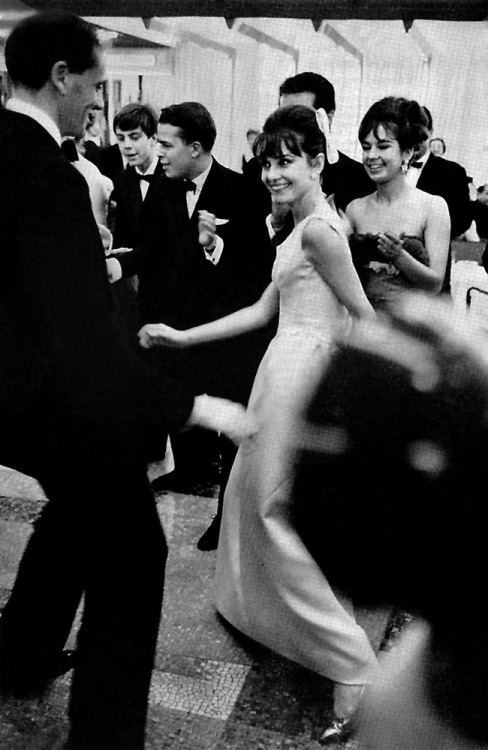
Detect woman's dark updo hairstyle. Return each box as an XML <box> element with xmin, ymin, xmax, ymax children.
<box><xmin>253</xmin><ymin>104</ymin><xmax>326</xmax><ymax>165</ymax></box>
<box><xmin>358</xmin><ymin>96</ymin><xmax>429</xmax><ymax>153</ymax></box>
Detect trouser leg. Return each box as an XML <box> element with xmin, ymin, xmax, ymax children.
<box><xmin>0</xmin><ymin>488</ymin><xmax>84</xmax><ymax>674</ymax></box>
<box><xmin>67</xmin><ymin>471</ymin><xmax>166</xmax><ymax>750</ymax></box>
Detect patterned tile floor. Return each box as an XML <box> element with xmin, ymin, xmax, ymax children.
<box><xmin>0</xmin><ymin>464</ymin><xmax>396</xmax><ymax>750</ymax></box>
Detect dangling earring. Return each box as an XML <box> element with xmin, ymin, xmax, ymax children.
<box><xmin>401</xmin><ymin>160</ymin><xmax>409</xmax><ymax>174</ymax></box>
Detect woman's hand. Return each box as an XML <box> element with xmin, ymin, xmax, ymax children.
<box><xmin>377</xmin><ymin>232</ymin><xmax>405</xmax><ymax>263</ymax></box>
<box><xmin>138</xmin><ymin>323</ymin><xmax>187</xmax><ymax>349</ymax></box>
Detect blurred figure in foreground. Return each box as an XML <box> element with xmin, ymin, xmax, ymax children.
<box><xmin>293</xmin><ymin>293</ymin><xmax>488</xmax><ymax>749</ymax></box>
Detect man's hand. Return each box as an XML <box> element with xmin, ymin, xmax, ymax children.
<box><xmin>188</xmin><ymin>395</ymin><xmax>258</xmax><ymax>445</ymax></box>
<box><xmin>105</xmin><ymin>257</ymin><xmax>122</xmax><ymax>284</ymax></box>
<box><xmin>270</xmin><ymin>197</ymin><xmax>290</xmax><ymax>233</ymax></box>
<box><xmin>138</xmin><ymin>323</ymin><xmax>187</xmax><ymax>349</ymax></box>
<box><xmin>198</xmin><ymin>210</ymin><xmax>217</xmax><ymax>249</ymax></box>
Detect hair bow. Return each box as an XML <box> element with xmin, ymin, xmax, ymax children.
<box><xmin>315</xmin><ymin>108</ymin><xmax>339</xmax><ymax>166</ymax></box>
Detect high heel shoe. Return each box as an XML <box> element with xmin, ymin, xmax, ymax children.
<box><xmin>319</xmin><ymin>716</ymin><xmax>352</xmax><ymax>746</ymax></box>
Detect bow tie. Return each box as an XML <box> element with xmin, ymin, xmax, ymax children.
<box><xmin>410</xmin><ymin>161</ymin><xmax>423</xmax><ymax>169</ymax></box>
<box><xmin>183</xmin><ymin>180</ymin><xmax>197</xmax><ymax>193</ymax></box>
<box><xmin>61</xmin><ymin>139</ymin><xmax>79</xmax><ymax>163</ymax></box>
<box><xmin>137</xmin><ymin>173</ymin><xmax>155</xmax><ymax>183</ymax></box>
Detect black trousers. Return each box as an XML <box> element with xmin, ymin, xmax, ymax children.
<box><xmin>0</xmin><ymin>460</ymin><xmax>166</xmax><ymax>750</ymax></box>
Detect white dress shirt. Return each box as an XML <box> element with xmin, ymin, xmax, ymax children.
<box><xmin>135</xmin><ymin>156</ymin><xmax>159</xmax><ymax>201</ymax></box>
<box><xmin>405</xmin><ymin>153</ymin><xmax>429</xmax><ymax>188</ymax></box>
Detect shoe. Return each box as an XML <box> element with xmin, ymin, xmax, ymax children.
<box><xmin>0</xmin><ymin>649</ymin><xmax>77</xmax><ymax>696</ymax></box>
<box><xmin>319</xmin><ymin>717</ymin><xmax>352</xmax><ymax>746</ymax></box>
<box><xmin>197</xmin><ymin>514</ymin><xmax>221</xmax><ymax>551</ymax></box>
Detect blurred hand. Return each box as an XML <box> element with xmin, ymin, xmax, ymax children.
<box><xmin>105</xmin><ymin>257</ymin><xmax>121</xmax><ymax>284</ymax></box>
<box><xmin>138</xmin><ymin>323</ymin><xmax>186</xmax><ymax>349</ymax></box>
<box><xmin>97</xmin><ymin>224</ymin><xmax>113</xmax><ymax>255</ymax></box>
<box><xmin>198</xmin><ymin>210</ymin><xmax>217</xmax><ymax>248</ymax></box>
<box><xmin>270</xmin><ymin>196</ymin><xmax>290</xmax><ymax>232</ymax></box>
<box><xmin>189</xmin><ymin>395</ymin><xmax>258</xmax><ymax>445</ymax></box>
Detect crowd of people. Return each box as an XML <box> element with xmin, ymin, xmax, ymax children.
<box><xmin>0</xmin><ymin>8</ymin><xmax>486</xmax><ymax>750</ymax></box>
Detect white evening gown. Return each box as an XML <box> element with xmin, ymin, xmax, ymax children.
<box><xmin>215</xmin><ymin>197</ymin><xmax>378</xmax><ymax>684</ymax></box>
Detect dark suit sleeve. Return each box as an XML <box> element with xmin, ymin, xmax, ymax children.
<box><xmin>448</xmin><ymin>162</ymin><xmax>471</xmax><ymax>238</ymax></box>
<box><xmin>209</xmin><ymin>170</ymin><xmax>274</xmax><ymax>312</ymax></box>
<box><xmin>116</xmin><ymin>177</ymin><xmax>171</xmax><ymax>279</ymax></box>
<box><xmin>418</xmin><ymin>157</ymin><xmax>472</xmax><ymax>240</ymax></box>
<box><xmin>112</xmin><ymin>173</ymin><xmax>128</xmax><ymax>249</ymax></box>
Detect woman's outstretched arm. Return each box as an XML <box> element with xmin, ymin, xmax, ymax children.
<box><xmin>138</xmin><ymin>282</ymin><xmax>279</xmax><ymax>349</ymax></box>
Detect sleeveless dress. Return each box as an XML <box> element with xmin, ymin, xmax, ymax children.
<box><xmin>214</xmin><ymin>199</ymin><xmax>378</xmax><ymax>684</ymax></box>
<box><xmin>349</xmin><ymin>233</ymin><xmax>429</xmax><ymax>311</ymax></box>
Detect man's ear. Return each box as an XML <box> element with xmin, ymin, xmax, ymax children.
<box><xmin>190</xmin><ymin>141</ymin><xmax>203</xmax><ymax>158</ymax></box>
<box><xmin>51</xmin><ymin>61</ymin><xmax>70</xmax><ymax>96</ymax></box>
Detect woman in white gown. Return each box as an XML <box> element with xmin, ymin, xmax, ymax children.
<box><xmin>139</xmin><ymin>104</ymin><xmax>378</xmax><ymax>742</ymax></box>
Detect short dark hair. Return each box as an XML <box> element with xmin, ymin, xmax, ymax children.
<box><xmin>113</xmin><ymin>102</ymin><xmax>158</xmax><ymax>138</ymax></box>
<box><xmin>158</xmin><ymin>102</ymin><xmax>216</xmax><ymax>152</ymax></box>
<box><xmin>358</xmin><ymin>96</ymin><xmax>430</xmax><ymax>153</ymax></box>
<box><xmin>253</xmin><ymin>104</ymin><xmax>326</xmax><ymax>165</ymax></box>
<box><xmin>5</xmin><ymin>10</ymin><xmax>100</xmax><ymax>91</ymax></box>
<box><xmin>422</xmin><ymin>105</ymin><xmax>434</xmax><ymax>132</ymax></box>
<box><xmin>279</xmin><ymin>72</ymin><xmax>336</xmax><ymax>114</ymax></box>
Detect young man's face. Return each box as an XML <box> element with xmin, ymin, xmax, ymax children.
<box><xmin>156</xmin><ymin>123</ymin><xmax>196</xmax><ymax>180</ymax></box>
<box><xmin>115</xmin><ymin>126</ymin><xmax>155</xmax><ymax>172</ymax></box>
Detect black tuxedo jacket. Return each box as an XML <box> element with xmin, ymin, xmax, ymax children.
<box><xmin>118</xmin><ymin>158</ymin><xmax>274</xmax><ymax>401</ymax></box>
<box><xmin>112</xmin><ymin>160</ymin><xmax>165</xmax><ymax>249</ymax></box>
<box><xmin>416</xmin><ymin>154</ymin><xmax>471</xmax><ymax>239</ymax></box>
<box><xmin>0</xmin><ymin>109</ymin><xmax>193</xmax><ymax>477</ymax></box>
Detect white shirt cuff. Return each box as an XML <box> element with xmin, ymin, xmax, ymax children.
<box><xmin>203</xmin><ymin>235</ymin><xmax>224</xmax><ymax>265</ymax></box>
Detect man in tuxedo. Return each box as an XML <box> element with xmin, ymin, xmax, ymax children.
<box><xmin>0</xmin><ymin>11</ymin><xmax>249</xmax><ymax>749</ymax></box>
<box><xmin>107</xmin><ymin>101</ymin><xmax>273</xmax><ymax>531</ymax></box>
<box><xmin>110</xmin><ymin>102</ymin><xmax>164</xmax><ymax>334</ymax></box>
<box><xmin>407</xmin><ymin>106</ymin><xmax>471</xmax><ymax>291</ymax></box>
<box><xmin>112</xmin><ymin>102</ymin><xmax>163</xmax><ymax>249</ymax></box>
<box><xmin>278</xmin><ymin>71</ymin><xmax>374</xmax><ymax>210</ymax></box>
<box><xmin>408</xmin><ymin>107</ymin><xmax>470</xmax><ymax>240</ymax></box>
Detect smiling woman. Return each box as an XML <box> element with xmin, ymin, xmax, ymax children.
<box><xmin>345</xmin><ymin>96</ymin><xmax>451</xmax><ymax>310</ymax></box>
